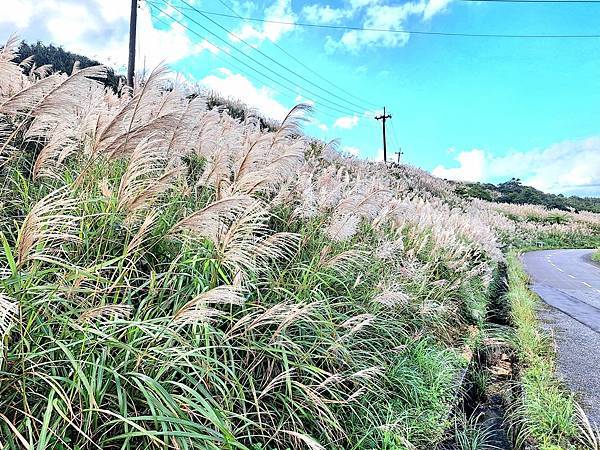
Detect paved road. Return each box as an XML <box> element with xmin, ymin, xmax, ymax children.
<box><xmin>522</xmin><ymin>249</ymin><xmax>600</xmax><ymax>424</ymax></box>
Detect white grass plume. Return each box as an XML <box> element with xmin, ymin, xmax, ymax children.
<box><xmin>169</xmin><ymin>194</ymin><xmax>255</xmax><ymax>242</ymax></box>
<box><xmin>0</xmin><ymin>292</ymin><xmax>18</xmax><ymax>343</ymax></box>
<box><xmin>117</xmin><ymin>137</ymin><xmax>183</xmax><ymax>216</ymax></box>
<box><xmin>79</xmin><ymin>304</ymin><xmax>133</xmax><ymax>324</ymax></box>
<box><xmin>16</xmin><ymin>187</ymin><xmax>81</xmax><ymax>267</ymax></box>
<box><xmin>173</xmin><ymin>285</ymin><xmax>244</xmax><ymax>326</ymax></box>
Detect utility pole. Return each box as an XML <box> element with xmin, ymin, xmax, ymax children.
<box><xmin>375</xmin><ymin>107</ymin><xmax>392</xmax><ymax>163</ymax></box>
<box><xmin>127</xmin><ymin>0</ymin><xmax>138</xmax><ymax>89</ymax></box>
<box><xmin>394</xmin><ymin>148</ymin><xmax>404</xmax><ymax>164</ymax></box>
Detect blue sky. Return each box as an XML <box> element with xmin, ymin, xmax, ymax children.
<box><xmin>2</xmin><ymin>0</ymin><xmax>600</xmax><ymax>195</ymax></box>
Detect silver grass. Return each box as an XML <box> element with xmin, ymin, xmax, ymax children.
<box><xmin>0</xmin><ymin>35</ymin><xmax>24</xmax><ymax>97</ymax></box>
<box><xmin>125</xmin><ymin>210</ymin><xmax>158</xmax><ymax>256</ymax></box>
<box><xmin>372</xmin><ymin>288</ymin><xmax>410</xmax><ymax>308</ymax></box>
<box><xmin>92</xmin><ymin>65</ymin><xmax>174</xmax><ymax>158</ymax></box>
<box><xmin>272</xmin><ymin>103</ymin><xmax>313</xmax><ymax>143</ymax></box>
<box><xmin>0</xmin><ymin>293</ymin><xmax>18</xmax><ymax>343</ymax></box>
<box><xmin>117</xmin><ymin>137</ymin><xmax>183</xmax><ymax>216</ymax></box>
<box><xmin>324</xmin><ymin>214</ymin><xmax>360</xmax><ymax>242</ymax></box>
<box><xmin>280</xmin><ymin>430</ymin><xmax>325</xmax><ymax>450</ymax></box>
<box><xmin>16</xmin><ymin>187</ymin><xmax>81</xmax><ymax>267</ymax></box>
<box><xmin>169</xmin><ymin>194</ymin><xmax>255</xmax><ymax>242</ymax></box>
<box><xmin>319</xmin><ymin>248</ymin><xmax>370</xmax><ymax>277</ymax></box>
<box><xmin>79</xmin><ymin>304</ymin><xmax>133</xmax><ymax>323</ymax></box>
<box><xmin>173</xmin><ymin>285</ymin><xmax>244</xmax><ymax>326</ymax></box>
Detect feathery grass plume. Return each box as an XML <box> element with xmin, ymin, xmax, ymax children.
<box><xmin>15</xmin><ymin>186</ymin><xmax>81</xmax><ymax>267</ymax></box>
<box><xmin>79</xmin><ymin>304</ymin><xmax>133</xmax><ymax>324</ymax></box>
<box><xmin>281</xmin><ymin>430</ymin><xmax>325</xmax><ymax>450</ymax></box>
<box><xmin>0</xmin><ymin>35</ymin><xmax>25</xmax><ymax>97</ymax></box>
<box><xmin>575</xmin><ymin>403</ymin><xmax>600</xmax><ymax>448</ymax></box>
<box><xmin>253</xmin><ymin>232</ymin><xmax>301</xmax><ymax>261</ymax></box>
<box><xmin>375</xmin><ymin>236</ymin><xmax>404</xmax><ymax>260</ymax></box>
<box><xmin>124</xmin><ymin>210</ymin><xmax>158</xmax><ymax>256</ymax></box>
<box><xmin>339</xmin><ymin>313</ymin><xmax>375</xmax><ymax>340</ymax></box>
<box><xmin>373</xmin><ymin>287</ymin><xmax>410</xmax><ymax>308</ymax></box>
<box><xmin>168</xmin><ymin>194</ymin><xmax>255</xmax><ymax>242</ymax></box>
<box><xmin>91</xmin><ymin>65</ymin><xmax>176</xmax><ymax>158</ymax></box>
<box><xmin>0</xmin><ymin>120</ymin><xmax>18</xmax><ymax>167</ymax></box>
<box><xmin>319</xmin><ymin>247</ymin><xmax>371</xmax><ymax>277</ymax></box>
<box><xmin>272</xmin><ymin>103</ymin><xmax>313</xmax><ymax>142</ymax></box>
<box><xmin>324</xmin><ymin>214</ymin><xmax>360</xmax><ymax>242</ymax></box>
<box><xmin>117</xmin><ymin>137</ymin><xmax>183</xmax><ymax>216</ymax></box>
<box><xmin>173</xmin><ymin>285</ymin><xmax>244</xmax><ymax>326</ymax></box>
<box><xmin>0</xmin><ymin>293</ymin><xmax>18</xmax><ymax>344</ymax></box>
<box><xmin>26</xmin><ymin>65</ymin><xmax>106</xmax><ymax>134</ymax></box>
<box><xmin>0</xmin><ymin>72</ymin><xmax>63</xmax><ymax>114</ymax></box>
<box><xmin>31</xmin><ymin>122</ymin><xmax>79</xmax><ymax>179</ymax></box>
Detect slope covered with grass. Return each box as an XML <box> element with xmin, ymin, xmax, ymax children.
<box><xmin>0</xmin><ymin>36</ymin><xmax>599</xmax><ymax>450</ymax></box>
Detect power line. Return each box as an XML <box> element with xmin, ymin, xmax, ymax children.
<box><xmin>214</xmin><ymin>0</ymin><xmax>381</xmax><ymax>109</ymax></box>
<box><xmin>160</xmin><ymin>6</ymin><xmax>600</xmax><ymax>38</ymax></box>
<box><xmin>167</xmin><ymin>0</ymin><xmax>369</xmax><ymax>115</ymax></box>
<box><xmin>148</xmin><ymin>1</ymin><xmax>366</xmax><ymax>117</ymax></box>
<box><xmin>150</xmin><ymin>0</ymin><xmax>367</xmax><ymax>117</ymax></box>
<box><xmin>462</xmin><ymin>0</ymin><xmax>600</xmax><ymax>3</ymax></box>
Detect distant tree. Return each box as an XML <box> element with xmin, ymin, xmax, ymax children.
<box><xmin>458</xmin><ymin>179</ymin><xmax>600</xmax><ymax>213</ymax></box>
<box><xmin>16</xmin><ymin>41</ymin><xmax>124</xmax><ymax>92</ymax></box>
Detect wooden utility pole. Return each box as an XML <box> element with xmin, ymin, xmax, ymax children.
<box><xmin>375</xmin><ymin>107</ymin><xmax>392</xmax><ymax>163</ymax></box>
<box><xmin>394</xmin><ymin>148</ymin><xmax>404</xmax><ymax>164</ymax></box>
<box><xmin>127</xmin><ymin>0</ymin><xmax>138</xmax><ymax>89</ymax></box>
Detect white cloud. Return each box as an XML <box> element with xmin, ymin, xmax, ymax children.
<box><xmin>233</xmin><ymin>0</ymin><xmax>296</xmax><ymax>43</ymax></box>
<box><xmin>424</xmin><ymin>0</ymin><xmax>454</xmax><ymax>20</ymax></box>
<box><xmin>0</xmin><ymin>0</ymin><xmax>35</xmax><ymax>28</ymax></box>
<box><xmin>0</xmin><ymin>0</ymin><xmax>215</xmax><ymax>72</ymax></box>
<box><xmin>333</xmin><ymin>115</ymin><xmax>359</xmax><ymax>129</ymax></box>
<box><xmin>325</xmin><ymin>0</ymin><xmax>455</xmax><ymax>52</ymax></box>
<box><xmin>318</xmin><ymin>123</ymin><xmax>329</xmax><ymax>132</ymax></box>
<box><xmin>201</xmin><ymin>69</ymin><xmax>289</xmax><ymax>121</ymax></box>
<box><xmin>432</xmin><ymin>149</ymin><xmax>486</xmax><ymax>182</ymax></box>
<box><xmin>431</xmin><ymin>137</ymin><xmax>600</xmax><ymax>196</ymax></box>
<box><xmin>302</xmin><ymin>4</ymin><xmax>354</xmax><ymax>24</ymax></box>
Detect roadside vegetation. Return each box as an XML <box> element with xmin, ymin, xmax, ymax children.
<box><xmin>1</xmin><ymin>35</ymin><xmax>599</xmax><ymax>449</ymax></box>
<box><xmin>592</xmin><ymin>250</ymin><xmax>600</xmax><ymax>263</ymax></box>
<box><xmin>505</xmin><ymin>252</ymin><xmax>600</xmax><ymax>449</ymax></box>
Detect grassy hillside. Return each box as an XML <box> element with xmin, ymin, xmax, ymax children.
<box><xmin>1</xmin><ymin>36</ymin><xmax>599</xmax><ymax>449</ymax></box>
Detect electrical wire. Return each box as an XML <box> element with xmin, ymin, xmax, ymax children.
<box><xmin>149</xmin><ymin>0</ymin><xmax>368</xmax><ymax>116</ymax></box>
<box><xmin>213</xmin><ymin>0</ymin><xmax>381</xmax><ymax>109</ymax></box>
<box><xmin>148</xmin><ymin>1</ymin><xmax>369</xmax><ymax>117</ymax></box>
<box><xmin>170</xmin><ymin>0</ymin><xmax>369</xmax><ymax>114</ymax></box>
<box><xmin>160</xmin><ymin>6</ymin><xmax>600</xmax><ymax>38</ymax></box>
<box><xmin>461</xmin><ymin>0</ymin><xmax>600</xmax><ymax>3</ymax></box>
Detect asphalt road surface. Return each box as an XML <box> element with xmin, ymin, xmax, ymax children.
<box><xmin>522</xmin><ymin>249</ymin><xmax>600</xmax><ymax>424</ymax></box>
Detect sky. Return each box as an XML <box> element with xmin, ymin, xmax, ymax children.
<box><xmin>1</xmin><ymin>0</ymin><xmax>600</xmax><ymax>196</ymax></box>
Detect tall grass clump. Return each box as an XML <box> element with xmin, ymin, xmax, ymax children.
<box><xmin>0</xmin><ymin>35</ymin><xmax>506</xmax><ymax>449</ymax></box>
<box><xmin>1</xmin><ymin>35</ymin><xmax>600</xmax><ymax>449</ymax></box>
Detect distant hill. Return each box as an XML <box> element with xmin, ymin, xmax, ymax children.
<box><xmin>16</xmin><ymin>41</ymin><xmax>124</xmax><ymax>92</ymax></box>
<box><xmin>455</xmin><ymin>178</ymin><xmax>600</xmax><ymax>213</ymax></box>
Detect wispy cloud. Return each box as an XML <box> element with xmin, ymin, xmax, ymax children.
<box><xmin>334</xmin><ymin>115</ymin><xmax>359</xmax><ymax>129</ymax></box>
<box><xmin>232</xmin><ymin>0</ymin><xmax>296</xmax><ymax>43</ymax></box>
